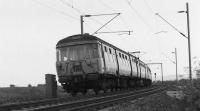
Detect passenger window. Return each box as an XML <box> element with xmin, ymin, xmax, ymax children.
<box><xmin>125</xmin><ymin>56</ymin><xmax>127</xmax><ymax>60</ymax></box>
<box><xmin>56</xmin><ymin>49</ymin><xmax>61</xmax><ymax>61</ymax></box>
<box><xmin>109</xmin><ymin>48</ymin><xmax>112</xmax><ymax>54</ymax></box>
<box><xmin>122</xmin><ymin>54</ymin><xmax>124</xmax><ymax>59</ymax></box>
<box><xmin>104</xmin><ymin>46</ymin><xmax>107</xmax><ymax>52</ymax></box>
<box><xmin>119</xmin><ymin>53</ymin><xmax>121</xmax><ymax>58</ymax></box>
<box><xmin>98</xmin><ymin>44</ymin><xmax>102</xmax><ymax>58</ymax></box>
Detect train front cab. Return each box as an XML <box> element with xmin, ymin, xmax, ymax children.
<box><xmin>56</xmin><ymin>41</ymin><xmax>104</xmax><ymax>94</ymax></box>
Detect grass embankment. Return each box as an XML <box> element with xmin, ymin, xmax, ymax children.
<box><xmin>0</xmin><ymin>85</ymin><xmax>67</xmax><ymax>105</ymax></box>
<box><xmin>110</xmin><ymin>79</ymin><xmax>200</xmax><ymax>111</ymax></box>
<box><xmin>0</xmin><ymin>86</ymin><xmax>45</xmax><ymax>104</ymax></box>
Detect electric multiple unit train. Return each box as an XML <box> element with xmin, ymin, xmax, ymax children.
<box><xmin>56</xmin><ymin>34</ymin><xmax>152</xmax><ymax>95</ymax></box>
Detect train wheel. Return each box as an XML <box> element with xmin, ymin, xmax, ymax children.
<box><xmin>94</xmin><ymin>89</ymin><xmax>99</xmax><ymax>95</ymax></box>
<box><xmin>82</xmin><ymin>89</ymin><xmax>87</xmax><ymax>95</ymax></box>
<box><xmin>111</xmin><ymin>88</ymin><xmax>114</xmax><ymax>92</ymax></box>
<box><xmin>71</xmin><ymin>91</ymin><xmax>77</xmax><ymax>96</ymax></box>
<box><xmin>100</xmin><ymin>79</ymin><xmax>107</xmax><ymax>93</ymax></box>
<box><xmin>103</xmin><ymin>89</ymin><xmax>107</xmax><ymax>93</ymax></box>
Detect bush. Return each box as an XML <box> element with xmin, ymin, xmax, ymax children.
<box><xmin>110</xmin><ymin>79</ymin><xmax>200</xmax><ymax>111</ymax></box>
<box><xmin>181</xmin><ymin>79</ymin><xmax>200</xmax><ymax>111</ymax></box>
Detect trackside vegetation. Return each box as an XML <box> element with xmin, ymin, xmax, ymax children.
<box><xmin>110</xmin><ymin>79</ymin><xmax>200</xmax><ymax>111</ymax></box>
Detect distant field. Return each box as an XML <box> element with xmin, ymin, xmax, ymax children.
<box><xmin>0</xmin><ymin>85</ymin><xmax>67</xmax><ymax>105</ymax></box>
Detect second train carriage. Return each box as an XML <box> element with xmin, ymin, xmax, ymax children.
<box><xmin>56</xmin><ymin>34</ymin><xmax>152</xmax><ymax>94</ymax></box>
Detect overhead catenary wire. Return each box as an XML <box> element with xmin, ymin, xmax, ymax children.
<box><xmin>142</xmin><ymin>0</ymin><xmax>159</xmax><ymax>33</ymax></box>
<box><xmin>33</xmin><ymin>0</ymin><xmax>95</xmax><ymax>33</ymax></box>
<box><xmin>138</xmin><ymin>0</ymin><xmax>167</xmax><ymax>35</ymax></box>
<box><xmin>140</xmin><ymin>0</ymin><xmax>178</xmax><ymax>64</ymax></box>
<box><xmin>34</xmin><ymin>0</ymin><xmax>131</xmax><ymax>36</ymax></box>
<box><xmin>60</xmin><ymin>0</ymin><xmax>114</xmax><ymax>33</ymax></box>
<box><xmin>143</xmin><ymin>0</ymin><xmax>155</xmax><ymax>15</ymax></box>
<box><xmin>155</xmin><ymin>13</ymin><xmax>188</xmax><ymax>39</ymax></box>
<box><xmin>119</xmin><ymin>15</ymin><xmax>130</xmax><ymax>30</ymax></box>
<box><xmin>59</xmin><ymin>0</ymin><xmax>131</xmax><ymax>36</ymax></box>
<box><xmin>124</xmin><ymin>0</ymin><xmax>166</xmax><ymax>63</ymax></box>
<box><xmin>60</xmin><ymin>0</ymin><xmax>109</xmax><ymax>32</ymax></box>
<box><xmin>59</xmin><ymin>0</ymin><xmax>83</xmax><ymax>14</ymax></box>
<box><xmin>98</xmin><ymin>0</ymin><xmax>131</xmax><ymax>30</ymax></box>
<box><xmin>89</xmin><ymin>18</ymin><xmax>113</xmax><ymax>31</ymax></box>
<box><xmin>161</xmin><ymin>52</ymin><xmax>175</xmax><ymax>64</ymax></box>
<box><xmin>98</xmin><ymin>0</ymin><xmax>116</xmax><ymax>12</ymax></box>
<box><xmin>92</xmin><ymin>13</ymin><xmax>121</xmax><ymax>35</ymax></box>
<box><xmin>125</xmin><ymin>0</ymin><xmax>153</xmax><ymax>31</ymax></box>
<box><xmin>32</xmin><ymin>0</ymin><xmax>79</xmax><ymax>20</ymax></box>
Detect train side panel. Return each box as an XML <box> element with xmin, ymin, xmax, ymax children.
<box><xmin>116</xmin><ymin>50</ymin><xmax>131</xmax><ymax>76</ymax></box>
<box><xmin>130</xmin><ymin>57</ymin><xmax>138</xmax><ymax>77</ymax></box>
<box><xmin>102</xmin><ymin>44</ymin><xmax>118</xmax><ymax>75</ymax></box>
<box><xmin>146</xmin><ymin>68</ymin><xmax>152</xmax><ymax>80</ymax></box>
<box><xmin>140</xmin><ymin>64</ymin><xmax>146</xmax><ymax>79</ymax></box>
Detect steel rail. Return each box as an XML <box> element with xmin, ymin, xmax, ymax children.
<box><xmin>25</xmin><ymin>86</ymin><xmax>165</xmax><ymax>111</ymax></box>
<box><xmin>0</xmin><ymin>85</ymin><xmax>161</xmax><ymax>111</ymax></box>
<box><xmin>0</xmin><ymin>97</ymin><xmax>68</xmax><ymax>111</ymax></box>
<box><xmin>69</xmin><ymin>86</ymin><xmax>167</xmax><ymax>111</ymax></box>
<box><xmin>0</xmin><ymin>87</ymin><xmax>145</xmax><ymax>110</ymax></box>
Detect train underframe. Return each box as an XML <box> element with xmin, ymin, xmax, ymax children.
<box><xmin>59</xmin><ymin>73</ymin><xmax>152</xmax><ymax>95</ymax></box>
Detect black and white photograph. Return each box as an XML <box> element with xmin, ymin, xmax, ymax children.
<box><xmin>0</xmin><ymin>0</ymin><xmax>200</xmax><ymax>111</ymax></box>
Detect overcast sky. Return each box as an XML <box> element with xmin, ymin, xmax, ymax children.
<box><xmin>0</xmin><ymin>0</ymin><xmax>200</xmax><ymax>87</ymax></box>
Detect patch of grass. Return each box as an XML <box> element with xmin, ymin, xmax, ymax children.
<box><xmin>0</xmin><ymin>87</ymin><xmax>45</xmax><ymax>104</ymax></box>
<box><xmin>110</xmin><ymin>93</ymin><xmax>183</xmax><ymax>111</ymax></box>
<box><xmin>110</xmin><ymin>79</ymin><xmax>200</xmax><ymax>111</ymax></box>
<box><xmin>0</xmin><ymin>85</ymin><xmax>68</xmax><ymax>105</ymax></box>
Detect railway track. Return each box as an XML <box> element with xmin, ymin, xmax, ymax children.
<box><xmin>0</xmin><ymin>85</ymin><xmax>166</xmax><ymax>111</ymax></box>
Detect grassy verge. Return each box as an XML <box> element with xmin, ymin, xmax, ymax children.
<box><xmin>110</xmin><ymin>79</ymin><xmax>200</xmax><ymax>111</ymax></box>
<box><xmin>0</xmin><ymin>85</ymin><xmax>68</xmax><ymax>105</ymax></box>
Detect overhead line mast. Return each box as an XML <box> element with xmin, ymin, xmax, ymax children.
<box><xmin>95</xmin><ymin>31</ymin><xmax>133</xmax><ymax>35</ymax></box>
<box><xmin>80</xmin><ymin>13</ymin><xmax>120</xmax><ymax>35</ymax></box>
<box><xmin>80</xmin><ymin>13</ymin><xmax>133</xmax><ymax>35</ymax></box>
<box><xmin>156</xmin><ymin>3</ymin><xmax>192</xmax><ymax>83</ymax></box>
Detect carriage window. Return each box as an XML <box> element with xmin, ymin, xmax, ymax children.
<box><xmin>119</xmin><ymin>53</ymin><xmax>121</xmax><ymax>58</ymax></box>
<box><xmin>125</xmin><ymin>56</ymin><xmax>127</xmax><ymax>60</ymax></box>
<box><xmin>122</xmin><ymin>54</ymin><xmax>124</xmax><ymax>59</ymax></box>
<box><xmin>109</xmin><ymin>48</ymin><xmax>112</xmax><ymax>54</ymax></box>
<box><xmin>104</xmin><ymin>46</ymin><xmax>107</xmax><ymax>52</ymax></box>
<box><xmin>56</xmin><ymin>49</ymin><xmax>61</xmax><ymax>61</ymax></box>
<box><xmin>59</xmin><ymin>44</ymin><xmax>99</xmax><ymax>61</ymax></box>
<box><xmin>132</xmin><ymin>62</ymin><xmax>137</xmax><ymax>73</ymax></box>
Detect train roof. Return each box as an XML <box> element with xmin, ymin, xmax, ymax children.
<box><xmin>56</xmin><ymin>34</ymin><xmax>99</xmax><ymax>46</ymax></box>
<box><xmin>56</xmin><ymin>34</ymin><xmax>129</xmax><ymax>55</ymax></box>
<box><xmin>56</xmin><ymin>34</ymin><xmax>148</xmax><ymax>66</ymax></box>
